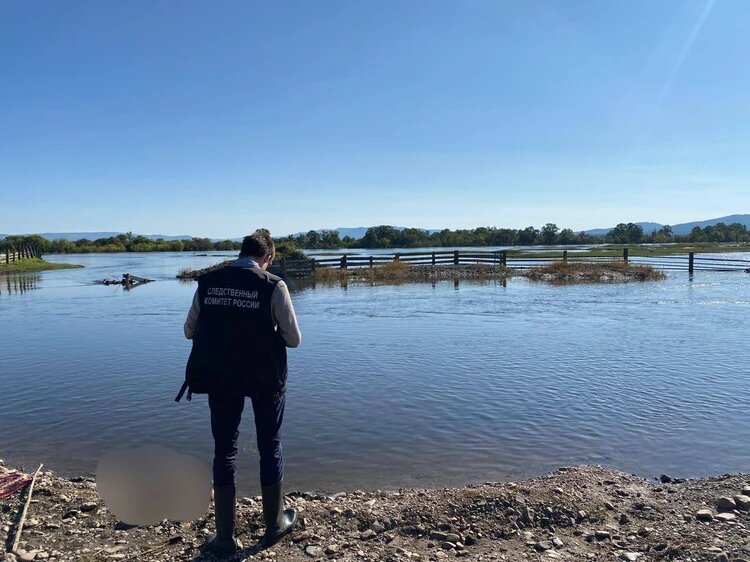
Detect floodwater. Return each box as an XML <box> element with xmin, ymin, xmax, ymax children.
<box><xmin>1</xmin><ymin>251</ymin><xmax>749</xmax><ymax>494</ymax></box>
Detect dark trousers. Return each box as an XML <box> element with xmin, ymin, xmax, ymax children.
<box><xmin>209</xmin><ymin>392</ymin><xmax>285</xmax><ymax>488</ymax></box>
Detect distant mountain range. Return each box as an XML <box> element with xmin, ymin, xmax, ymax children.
<box><xmin>303</xmin><ymin>227</ymin><xmax>372</xmax><ymax>239</ymax></box>
<box><xmin>2</xmin><ymin>215</ymin><xmax>748</xmax><ymax>242</ymax></box>
<box><xmin>582</xmin><ymin>214</ymin><xmax>750</xmax><ymax>236</ymax></box>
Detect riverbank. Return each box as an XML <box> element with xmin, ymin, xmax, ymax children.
<box><xmin>2</xmin><ymin>462</ymin><xmax>748</xmax><ymax>562</ymax></box>
<box><xmin>0</xmin><ymin>259</ymin><xmax>82</xmax><ymax>276</ymax></box>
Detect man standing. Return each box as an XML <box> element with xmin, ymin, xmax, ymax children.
<box><xmin>179</xmin><ymin>231</ymin><xmax>301</xmax><ymax>555</ymax></box>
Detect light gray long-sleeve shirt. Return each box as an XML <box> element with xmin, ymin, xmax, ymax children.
<box><xmin>183</xmin><ymin>270</ymin><xmax>302</xmax><ymax>348</ymax></box>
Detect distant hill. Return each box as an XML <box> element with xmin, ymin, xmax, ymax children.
<box><xmin>584</xmin><ymin>223</ymin><xmax>663</xmax><ymax>237</ymax></box>
<box><xmin>583</xmin><ymin>215</ymin><xmax>750</xmax><ymax>236</ymax></box>
<box><xmin>669</xmin><ymin>214</ymin><xmax>750</xmax><ymax>235</ymax></box>
<box><xmin>291</xmin><ymin>226</ymin><xmax>440</xmax><ymax>239</ymax></box>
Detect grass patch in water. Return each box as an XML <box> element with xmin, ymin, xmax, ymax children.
<box><xmin>524</xmin><ymin>261</ymin><xmax>666</xmax><ymax>284</ymax></box>
<box><xmin>0</xmin><ymin>258</ymin><xmax>83</xmax><ymax>275</ymax></box>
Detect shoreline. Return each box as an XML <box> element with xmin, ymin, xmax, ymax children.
<box><xmin>2</xmin><ymin>461</ymin><xmax>748</xmax><ymax>562</ymax></box>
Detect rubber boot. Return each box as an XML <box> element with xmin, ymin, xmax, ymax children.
<box><xmin>260</xmin><ymin>480</ymin><xmax>297</xmax><ymax>547</ymax></box>
<box><xmin>203</xmin><ymin>484</ymin><xmax>240</xmax><ymax>555</ymax></box>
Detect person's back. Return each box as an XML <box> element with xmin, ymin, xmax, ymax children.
<box><xmin>187</xmin><ymin>264</ymin><xmax>288</xmax><ymax>399</ymax></box>
<box><xmin>179</xmin><ymin>231</ymin><xmax>301</xmax><ymax>555</ymax></box>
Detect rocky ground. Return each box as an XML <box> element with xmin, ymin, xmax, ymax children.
<box><xmin>2</xmin><ymin>462</ymin><xmax>749</xmax><ymax>562</ymax></box>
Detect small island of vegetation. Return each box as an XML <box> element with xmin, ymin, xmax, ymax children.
<box><xmin>0</xmin><ymin>258</ymin><xmax>82</xmax><ymax>275</ymax></box>
<box><xmin>178</xmin><ymin>259</ymin><xmax>666</xmax><ymax>286</ymax></box>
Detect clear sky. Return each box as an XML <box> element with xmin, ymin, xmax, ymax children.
<box><xmin>2</xmin><ymin>0</ymin><xmax>749</xmax><ymax>238</ymax></box>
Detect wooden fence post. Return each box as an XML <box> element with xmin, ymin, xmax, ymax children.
<box><xmin>453</xmin><ymin>250</ymin><xmax>459</xmax><ymax>265</ymax></box>
<box><xmin>280</xmin><ymin>257</ymin><xmax>286</xmax><ymax>271</ymax></box>
<box><xmin>432</xmin><ymin>252</ymin><xmax>436</xmax><ymax>266</ymax></box>
<box><xmin>340</xmin><ymin>254</ymin><xmax>348</xmax><ymax>269</ymax></box>
<box><xmin>311</xmin><ymin>258</ymin><xmax>317</xmax><ymax>275</ymax></box>
<box><xmin>563</xmin><ymin>250</ymin><xmax>568</xmax><ymax>262</ymax></box>
<box><xmin>501</xmin><ymin>251</ymin><xmax>507</xmax><ymax>267</ymax></box>
<box><xmin>369</xmin><ymin>256</ymin><xmax>374</xmax><ymax>269</ymax></box>
<box><xmin>623</xmin><ymin>248</ymin><xmax>629</xmax><ymax>264</ymax></box>
<box><xmin>688</xmin><ymin>252</ymin><xmax>694</xmax><ymax>274</ymax></box>
<box><xmin>394</xmin><ymin>253</ymin><xmax>400</xmax><ymax>262</ymax></box>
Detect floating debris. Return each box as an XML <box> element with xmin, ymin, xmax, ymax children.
<box><xmin>95</xmin><ymin>273</ymin><xmax>154</xmax><ymax>289</ymax></box>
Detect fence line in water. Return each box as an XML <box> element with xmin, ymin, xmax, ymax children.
<box><xmin>278</xmin><ymin>249</ymin><xmax>750</xmax><ymax>276</ymax></box>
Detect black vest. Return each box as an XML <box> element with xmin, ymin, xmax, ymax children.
<box><xmin>176</xmin><ymin>265</ymin><xmax>288</xmax><ymax>402</ymax></box>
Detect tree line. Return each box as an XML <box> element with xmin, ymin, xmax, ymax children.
<box><xmin>283</xmin><ymin>222</ymin><xmax>750</xmax><ymax>249</ymax></box>
<box><xmin>0</xmin><ymin>233</ymin><xmax>241</xmax><ymax>254</ymax></box>
<box><xmin>2</xmin><ymin>222</ymin><xmax>748</xmax><ymax>255</ymax></box>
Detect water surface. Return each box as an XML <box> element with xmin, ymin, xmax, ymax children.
<box><xmin>1</xmin><ymin>252</ymin><xmax>749</xmax><ymax>493</ymax></box>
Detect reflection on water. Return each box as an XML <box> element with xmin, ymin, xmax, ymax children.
<box><xmin>1</xmin><ymin>252</ymin><xmax>750</xmax><ymax>494</ymax></box>
<box><xmin>0</xmin><ymin>275</ymin><xmax>40</xmax><ymax>295</ymax></box>
<box><xmin>286</xmin><ymin>276</ymin><xmax>508</xmax><ymax>293</ymax></box>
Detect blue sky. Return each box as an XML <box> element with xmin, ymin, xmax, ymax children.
<box><xmin>2</xmin><ymin>0</ymin><xmax>749</xmax><ymax>237</ymax></box>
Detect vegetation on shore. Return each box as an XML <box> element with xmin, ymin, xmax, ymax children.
<box><xmin>286</xmin><ymin>222</ymin><xmax>750</xmax><ymax>249</ymax></box>
<box><xmin>0</xmin><ymin>258</ymin><xmax>82</xmax><ymax>275</ymax></box>
<box><xmin>4</xmin><ymin>222</ymin><xmax>750</xmax><ymax>258</ymax></box>
<box><xmin>0</xmin><ymin>233</ymin><xmax>240</xmax><ymax>255</ymax></box>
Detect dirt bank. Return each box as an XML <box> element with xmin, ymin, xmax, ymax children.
<box><xmin>2</xmin><ymin>463</ymin><xmax>748</xmax><ymax>562</ymax></box>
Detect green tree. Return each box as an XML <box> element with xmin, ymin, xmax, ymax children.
<box><xmin>517</xmin><ymin>226</ymin><xmax>540</xmax><ymax>245</ymax></box>
<box><xmin>361</xmin><ymin>226</ymin><xmax>400</xmax><ymax>248</ymax></box>
<box><xmin>540</xmin><ymin>223</ymin><xmax>559</xmax><ymax>245</ymax></box>
<box><xmin>558</xmin><ymin>228</ymin><xmax>576</xmax><ymax>245</ymax></box>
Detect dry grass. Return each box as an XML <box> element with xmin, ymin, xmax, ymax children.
<box><xmin>525</xmin><ymin>260</ymin><xmax>666</xmax><ymax>284</ymax></box>
<box><xmin>312</xmin><ymin>261</ymin><xmax>512</xmax><ymax>284</ymax></box>
<box><xmin>176</xmin><ymin>260</ymin><xmax>233</xmax><ymax>279</ymax></box>
<box><xmin>312</xmin><ymin>260</ymin><xmax>411</xmax><ymax>282</ymax></box>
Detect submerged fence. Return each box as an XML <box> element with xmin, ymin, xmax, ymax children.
<box><xmin>0</xmin><ymin>245</ymin><xmax>41</xmax><ymax>264</ymax></box>
<box><xmin>279</xmin><ymin>249</ymin><xmax>750</xmax><ymax>277</ymax></box>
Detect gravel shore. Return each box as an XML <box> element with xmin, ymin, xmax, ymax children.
<box><xmin>2</xmin><ymin>463</ymin><xmax>748</xmax><ymax>562</ymax></box>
